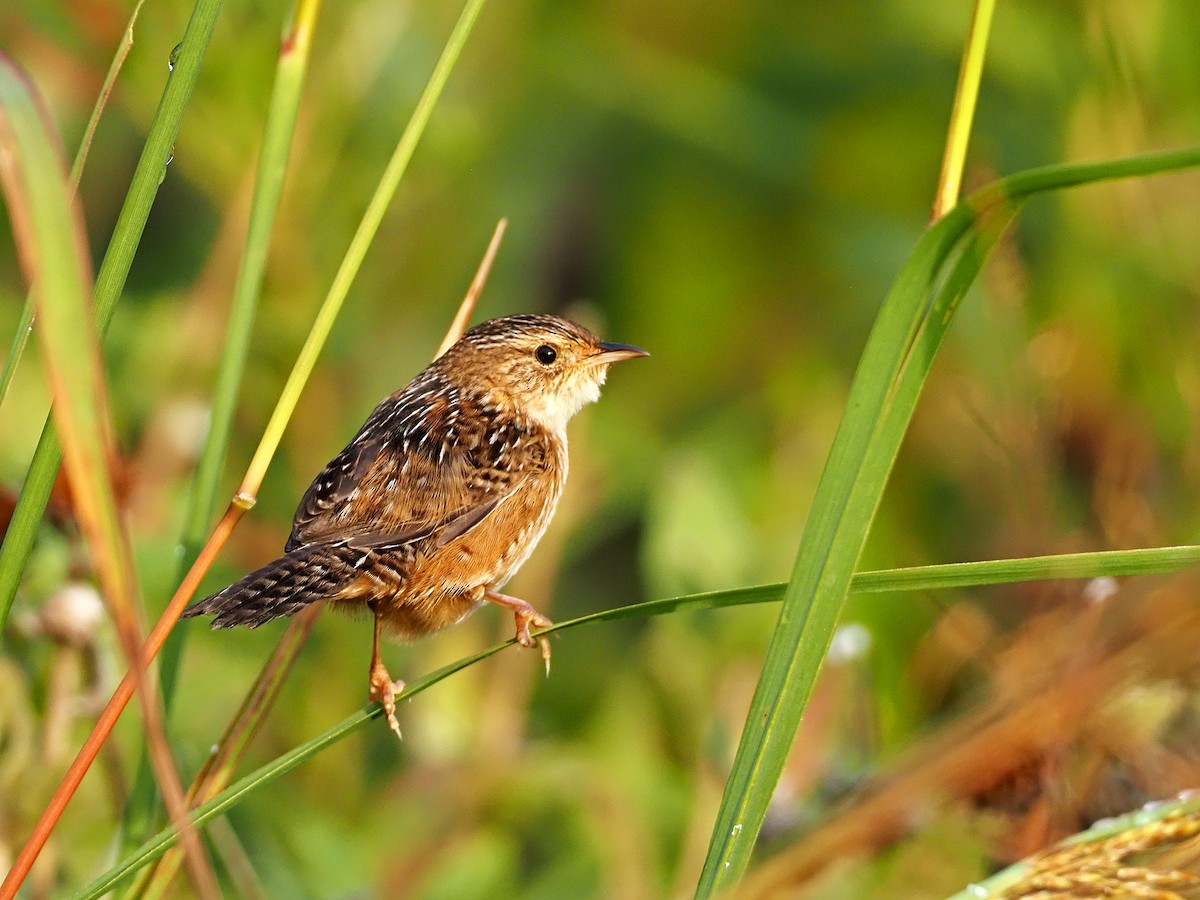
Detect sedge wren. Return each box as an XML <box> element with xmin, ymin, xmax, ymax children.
<box><xmin>182</xmin><ymin>314</ymin><xmax>647</xmax><ymax>736</ymax></box>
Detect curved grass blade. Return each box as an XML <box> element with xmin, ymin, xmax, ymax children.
<box><xmin>70</xmin><ymin>585</ymin><xmax>784</xmax><ymax>900</ymax></box>
<box><xmin>72</xmin><ymin>538</ymin><xmax>1200</xmax><ymax>897</ymax></box>
<box><xmin>0</xmin><ymin>0</ymin><xmax>225</xmax><ymax>636</ymax></box>
<box><xmin>853</xmin><ymin>544</ymin><xmax>1200</xmax><ymax>593</ymax></box>
<box><xmin>694</xmin><ymin>146</ymin><xmax>1200</xmax><ymax>898</ymax></box>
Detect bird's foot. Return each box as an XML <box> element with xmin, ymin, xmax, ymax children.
<box><xmin>368</xmin><ymin>656</ymin><xmax>405</xmax><ymax>739</ymax></box>
<box><xmin>484</xmin><ymin>590</ymin><xmax>553</xmax><ymax>675</ymax></box>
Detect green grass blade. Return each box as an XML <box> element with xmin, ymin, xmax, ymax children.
<box><xmin>0</xmin><ymin>64</ymin><xmax>108</xmax><ymax>619</ymax></box>
<box><xmin>0</xmin><ymin>1</ymin><xmax>146</xmax><ymax>412</ymax></box>
<box><xmin>67</xmin><ymin>0</ymin><xmax>149</xmax><ymax>189</ymax></box>
<box><xmin>70</xmin><ymin>539</ymin><xmax>1200</xmax><ymax>898</ymax></box>
<box><xmin>180</xmin><ymin>0</ymin><xmax>323</xmax><ymax>578</ymax></box>
<box><xmin>694</xmin><ymin>202</ymin><xmax>998</xmax><ymax>900</ymax></box>
<box><xmin>853</xmin><ymin>545</ymin><xmax>1200</xmax><ymax>593</ymax></box>
<box><xmin>932</xmin><ymin>0</ymin><xmax>995</xmax><ymax>218</ymax></box>
<box><xmin>118</xmin><ymin>0</ymin><xmax>324</xmax><ymax>860</ymax></box>
<box><xmin>0</xmin><ymin>50</ymin><xmax>195</xmax><ymax>899</ymax></box>
<box><xmin>0</xmin><ymin>68</ymin><xmax>94</xmax><ymax>410</ymax></box>
<box><xmin>693</xmin><ymin>145</ymin><xmax>1200</xmax><ymax>898</ymax></box>
<box><xmin>0</xmin><ymin>299</ymin><xmax>35</xmax><ymax>414</ymax></box>
<box><xmin>237</xmin><ymin>0</ymin><xmax>491</xmax><ymax>498</ymax></box>
<box><xmin>0</xmin><ymin>0</ymin><xmax>224</xmax><ymax>637</ymax></box>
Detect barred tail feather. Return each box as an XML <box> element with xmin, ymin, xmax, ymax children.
<box><xmin>181</xmin><ymin>544</ymin><xmax>365</xmax><ymax>628</ymax></box>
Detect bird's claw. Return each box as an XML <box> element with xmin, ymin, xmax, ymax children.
<box><xmin>515</xmin><ymin>610</ymin><xmax>553</xmax><ymax>676</ymax></box>
<box><xmin>483</xmin><ymin>590</ymin><xmax>554</xmax><ymax>676</ymax></box>
<box><xmin>368</xmin><ymin>663</ymin><xmax>405</xmax><ymax>740</ymax></box>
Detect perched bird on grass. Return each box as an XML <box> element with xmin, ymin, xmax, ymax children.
<box><xmin>182</xmin><ymin>314</ymin><xmax>648</xmax><ymax>736</ymax></box>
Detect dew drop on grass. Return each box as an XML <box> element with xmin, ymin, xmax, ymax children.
<box><xmin>158</xmin><ymin>146</ymin><xmax>175</xmax><ymax>185</ymax></box>
<box><xmin>168</xmin><ymin>42</ymin><xmax>182</xmax><ymax>72</ymax></box>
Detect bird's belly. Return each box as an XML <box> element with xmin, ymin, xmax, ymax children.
<box><xmin>364</xmin><ymin>584</ymin><xmax>484</xmax><ymax>640</ymax></box>
<box><xmin>373</xmin><ymin>474</ymin><xmax>562</xmax><ymax>640</ymax></box>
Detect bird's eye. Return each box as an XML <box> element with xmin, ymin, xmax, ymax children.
<box><xmin>535</xmin><ymin>344</ymin><xmax>557</xmax><ymax>365</ymax></box>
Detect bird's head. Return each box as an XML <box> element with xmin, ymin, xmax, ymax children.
<box><xmin>438</xmin><ymin>314</ymin><xmax>648</xmax><ymax>432</ymax></box>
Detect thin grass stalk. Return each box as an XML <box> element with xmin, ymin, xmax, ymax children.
<box><xmin>129</xmin><ymin>606</ymin><xmax>321</xmax><ymax>900</ymax></box>
<box><xmin>0</xmin><ymin>500</ymin><xmax>245</xmax><ymax>899</ymax></box>
<box><xmin>72</xmin><ymin>537</ymin><xmax>1200</xmax><ymax>899</ymax></box>
<box><xmin>0</xmin><ymin>0</ymin><xmax>147</xmax><ymax>411</ymax></box>
<box><xmin>0</xmin><ymin>0</ymin><xmax>225</xmax><ymax>634</ymax></box>
<box><xmin>120</xmin><ymin>0</ymin><xmax>324</xmax><ymax>857</ymax></box>
<box><xmin>0</xmin><ymin>299</ymin><xmax>35</xmax><ymax>410</ymax></box>
<box><xmin>179</xmin><ymin>0</ymin><xmax>325</xmax><ymax>568</ymax></box>
<box><xmin>237</xmin><ymin>0</ymin><xmax>490</xmax><ymax>500</ymax></box>
<box><xmin>67</xmin><ymin>0</ymin><xmax>149</xmax><ymax>189</ymax></box>
<box><xmin>851</xmin><ymin>545</ymin><xmax>1200</xmax><ymax>593</ymax></box>
<box><xmin>693</xmin><ymin>148</ymin><xmax>1200</xmax><ymax>897</ymax></box>
<box><xmin>0</xmin><ymin>57</ymin><xmax>216</xmax><ymax>900</ymax></box>
<box><xmin>931</xmin><ymin>0</ymin><xmax>996</xmax><ymax>220</ymax></box>
<box><xmin>434</xmin><ymin>218</ymin><xmax>507</xmax><ymax>357</ymax></box>
<box><xmin>129</xmin><ymin>221</ymin><xmax>505</xmax><ymax>899</ymax></box>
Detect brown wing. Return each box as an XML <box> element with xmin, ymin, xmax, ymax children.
<box><xmin>285</xmin><ymin>370</ymin><xmax>546</xmax><ymax>554</ymax></box>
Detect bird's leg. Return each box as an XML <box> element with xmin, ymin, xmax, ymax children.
<box><xmin>484</xmin><ymin>590</ymin><xmax>553</xmax><ymax>674</ymax></box>
<box><xmin>366</xmin><ymin>603</ymin><xmax>404</xmax><ymax>739</ymax></box>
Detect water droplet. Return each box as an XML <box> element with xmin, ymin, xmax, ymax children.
<box><xmin>1177</xmin><ymin>788</ymin><xmax>1200</xmax><ymax>802</ymax></box>
<box><xmin>168</xmin><ymin>42</ymin><xmax>182</xmax><ymax>72</ymax></box>
<box><xmin>1142</xmin><ymin>799</ymin><xmax>1168</xmax><ymax>814</ymax></box>
<box><xmin>730</xmin><ymin>824</ymin><xmax>742</xmax><ymax>838</ymax></box>
<box><xmin>1091</xmin><ymin>816</ymin><xmax>1117</xmax><ymax>830</ymax></box>
<box><xmin>158</xmin><ymin>146</ymin><xmax>175</xmax><ymax>185</ymax></box>
<box><xmin>967</xmin><ymin>884</ymin><xmax>989</xmax><ymax>898</ymax></box>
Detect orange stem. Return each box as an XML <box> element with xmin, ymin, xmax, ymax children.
<box><xmin>1</xmin><ymin>219</ymin><xmax>509</xmax><ymax>898</ymax></box>
<box><xmin>0</xmin><ymin>501</ymin><xmax>246</xmax><ymax>900</ymax></box>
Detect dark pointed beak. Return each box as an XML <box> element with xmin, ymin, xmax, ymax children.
<box><xmin>588</xmin><ymin>341</ymin><xmax>650</xmax><ymax>367</ymax></box>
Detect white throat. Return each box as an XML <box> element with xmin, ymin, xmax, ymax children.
<box><xmin>520</xmin><ymin>368</ymin><xmax>606</xmax><ymax>433</ymax></box>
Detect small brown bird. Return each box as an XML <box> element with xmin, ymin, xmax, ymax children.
<box><xmin>183</xmin><ymin>314</ymin><xmax>647</xmax><ymax>736</ymax></box>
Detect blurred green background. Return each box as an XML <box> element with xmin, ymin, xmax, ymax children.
<box><xmin>4</xmin><ymin>0</ymin><xmax>1200</xmax><ymax>897</ymax></box>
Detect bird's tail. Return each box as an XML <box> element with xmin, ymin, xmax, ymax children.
<box><xmin>181</xmin><ymin>544</ymin><xmax>366</xmax><ymax>628</ymax></box>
